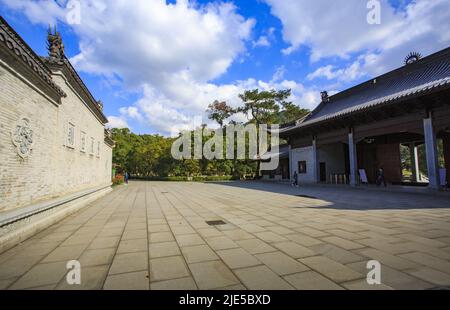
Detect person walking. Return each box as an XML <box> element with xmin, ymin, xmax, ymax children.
<box><xmin>124</xmin><ymin>171</ymin><xmax>129</xmax><ymax>184</ymax></box>
<box><xmin>292</xmin><ymin>171</ymin><xmax>298</xmax><ymax>187</ymax></box>
<box><xmin>376</xmin><ymin>167</ymin><xmax>386</xmax><ymax>187</ymax></box>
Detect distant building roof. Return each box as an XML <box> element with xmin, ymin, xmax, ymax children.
<box><xmin>280</xmin><ymin>47</ymin><xmax>450</xmax><ymax>135</ymax></box>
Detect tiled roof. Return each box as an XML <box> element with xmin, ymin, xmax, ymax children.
<box><xmin>280</xmin><ymin>47</ymin><xmax>450</xmax><ymax>134</ymax></box>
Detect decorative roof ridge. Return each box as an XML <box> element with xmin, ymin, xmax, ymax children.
<box><xmin>42</xmin><ymin>55</ymin><xmax>109</xmax><ymax>123</ymax></box>
<box><xmin>0</xmin><ymin>16</ymin><xmax>66</xmax><ymax>99</ymax></box>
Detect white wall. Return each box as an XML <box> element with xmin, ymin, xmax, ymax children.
<box><xmin>317</xmin><ymin>143</ymin><xmax>346</xmax><ymax>182</ymax></box>
<box><xmin>290</xmin><ymin>146</ymin><xmax>316</xmax><ymax>183</ymax></box>
<box><xmin>0</xmin><ymin>63</ymin><xmax>112</xmax><ymax>212</ymax></box>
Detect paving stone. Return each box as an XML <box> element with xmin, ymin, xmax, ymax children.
<box><xmin>255</xmin><ymin>251</ymin><xmax>309</xmax><ymax>275</ymax></box>
<box><xmin>10</xmin><ymin>261</ymin><xmax>67</xmax><ymax>289</ymax></box>
<box><xmin>309</xmin><ymin>244</ymin><xmax>364</xmax><ymax>264</ymax></box>
<box><xmin>181</xmin><ymin>245</ymin><xmax>218</xmax><ymax>264</ymax></box>
<box><xmin>150</xmin><ymin>256</ymin><xmax>190</xmax><ymax>281</ymax></box>
<box><xmin>254</xmin><ymin>231</ymin><xmax>288</xmax><ymax>243</ymax></box>
<box><xmin>104</xmin><ymin>271</ymin><xmax>149</xmax><ymax>290</ymax></box>
<box><xmin>406</xmin><ymin>267</ymin><xmax>450</xmax><ymax>286</ymax></box>
<box><xmin>2</xmin><ymin>181</ymin><xmax>450</xmax><ymax>291</ymax></box>
<box><xmin>205</xmin><ymin>236</ymin><xmax>239</xmax><ymax>250</ymax></box>
<box><xmin>223</xmin><ymin>229</ymin><xmax>255</xmax><ymax>241</ymax></box>
<box><xmin>56</xmin><ymin>265</ymin><xmax>109</xmax><ymax>290</ymax></box>
<box><xmin>40</xmin><ymin>245</ymin><xmax>87</xmax><ymax>264</ymax></box>
<box><xmin>358</xmin><ymin>248</ymin><xmax>420</xmax><ymax>270</ymax></box>
<box><xmin>293</xmin><ymin>227</ymin><xmax>330</xmax><ymax>238</ymax></box>
<box><xmin>117</xmin><ymin>238</ymin><xmax>148</xmax><ymax>254</ymax></box>
<box><xmin>122</xmin><ymin>229</ymin><xmax>147</xmax><ymax>240</ymax></box>
<box><xmin>151</xmin><ymin>277</ymin><xmax>197</xmax><ymax>290</ymax></box>
<box><xmin>188</xmin><ymin>260</ymin><xmax>241</xmax><ymax>290</ymax></box>
<box><xmin>235</xmin><ymin>239</ymin><xmax>276</xmax><ymax>254</ymax></box>
<box><xmin>266</xmin><ymin>226</ymin><xmax>295</xmax><ymax>235</ymax></box>
<box><xmin>273</xmin><ymin>242</ymin><xmax>316</xmax><ymax>259</ymax></box>
<box><xmin>149</xmin><ymin>232</ymin><xmax>175</xmax><ymax>243</ymax></box>
<box><xmin>149</xmin><ymin>241</ymin><xmax>181</xmax><ymax>258</ymax></box>
<box><xmin>0</xmin><ymin>255</ymin><xmax>46</xmax><ymax>279</ymax></box>
<box><xmin>217</xmin><ymin>248</ymin><xmax>261</xmax><ymax>269</ymax></box>
<box><xmin>171</xmin><ymin>226</ymin><xmax>196</xmax><ymax>235</ymax></box>
<box><xmin>175</xmin><ymin>234</ymin><xmax>205</xmax><ymax>247</ymax></box>
<box><xmin>285</xmin><ymin>234</ymin><xmax>323</xmax><ymax>246</ymax></box>
<box><xmin>0</xmin><ymin>278</ymin><xmax>17</xmax><ymax>289</ymax></box>
<box><xmin>78</xmin><ymin>248</ymin><xmax>116</xmax><ymax>267</ymax></box>
<box><xmin>300</xmin><ymin>256</ymin><xmax>363</xmax><ymax>283</ymax></box>
<box><xmin>109</xmin><ymin>252</ymin><xmax>148</xmax><ymax>275</ymax></box>
<box><xmin>321</xmin><ymin>236</ymin><xmax>365</xmax><ymax>250</ymax></box>
<box><xmin>341</xmin><ymin>279</ymin><xmax>393</xmax><ymax>290</ymax></box>
<box><xmin>346</xmin><ymin>261</ymin><xmax>435</xmax><ymax>290</ymax></box>
<box><xmin>89</xmin><ymin>236</ymin><xmax>120</xmax><ymax>249</ymax></box>
<box><xmin>196</xmin><ymin>228</ymin><xmax>222</xmax><ymax>238</ymax></box>
<box><xmin>240</xmin><ymin>223</ymin><xmax>267</xmax><ymax>233</ymax></box>
<box><xmin>284</xmin><ymin>271</ymin><xmax>344</xmax><ymax>290</ymax></box>
<box><xmin>399</xmin><ymin>252</ymin><xmax>450</xmax><ymax>273</ymax></box>
<box><xmin>234</xmin><ymin>265</ymin><xmax>294</xmax><ymax>290</ymax></box>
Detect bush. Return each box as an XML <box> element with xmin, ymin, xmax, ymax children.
<box><xmin>112</xmin><ymin>175</ymin><xmax>125</xmax><ymax>185</ymax></box>
<box><xmin>130</xmin><ymin>175</ymin><xmax>239</xmax><ymax>182</ymax></box>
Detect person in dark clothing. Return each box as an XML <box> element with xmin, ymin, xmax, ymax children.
<box><xmin>292</xmin><ymin>171</ymin><xmax>298</xmax><ymax>187</ymax></box>
<box><xmin>124</xmin><ymin>172</ymin><xmax>129</xmax><ymax>184</ymax></box>
<box><xmin>376</xmin><ymin>167</ymin><xmax>386</xmax><ymax>187</ymax></box>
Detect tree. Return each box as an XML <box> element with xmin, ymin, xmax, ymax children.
<box><xmin>237</xmin><ymin>89</ymin><xmax>291</xmax><ymax>125</ymax></box>
<box><xmin>206</xmin><ymin>100</ymin><xmax>234</xmax><ymax>127</ymax></box>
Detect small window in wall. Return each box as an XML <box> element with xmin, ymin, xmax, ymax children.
<box><xmin>90</xmin><ymin>137</ymin><xmax>95</xmax><ymax>155</ymax></box>
<box><xmin>80</xmin><ymin>131</ymin><xmax>87</xmax><ymax>152</ymax></box>
<box><xmin>67</xmin><ymin>122</ymin><xmax>75</xmax><ymax>148</ymax></box>
<box><xmin>298</xmin><ymin>161</ymin><xmax>307</xmax><ymax>174</ymax></box>
<box><xmin>97</xmin><ymin>141</ymin><xmax>100</xmax><ymax>157</ymax></box>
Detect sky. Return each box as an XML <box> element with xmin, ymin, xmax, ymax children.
<box><xmin>1</xmin><ymin>0</ymin><xmax>449</xmax><ymax>136</ymax></box>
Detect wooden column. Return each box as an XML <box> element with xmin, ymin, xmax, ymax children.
<box><xmin>409</xmin><ymin>143</ymin><xmax>420</xmax><ymax>182</ymax></box>
<box><xmin>423</xmin><ymin>113</ymin><xmax>440</xmax><ymax>189</ymax></box>
<box><xmin>312</xmin><ymin>137</ymin><xmax>319</xmax><ymax>183</ymax></box>
<box><xmin>348</xmin><ymin>128</ymin><xmax>358</xmax><ymax>186</ymax></box>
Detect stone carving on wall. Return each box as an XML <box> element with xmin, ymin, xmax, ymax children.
<box><xmin>11</xmin><ymin>117</ymin><xmax>34</xmax><ymax>159</ymax></box>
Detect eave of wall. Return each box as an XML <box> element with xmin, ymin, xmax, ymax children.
<box><xmin>0</xmin><ymin>16</ymin><xmax>66</xmax><ymax>104</ymax></box>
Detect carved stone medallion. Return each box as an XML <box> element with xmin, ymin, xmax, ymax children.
<box><xmin>11</xmin><ymin>117</ymin><xmax>34</xmax><ymax>158</ymax></box>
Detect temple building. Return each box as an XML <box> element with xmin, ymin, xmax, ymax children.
<box><xmin>277</xmin><ymin>48</ymin><xmax>450</xmax><ymax>190</ymax></box>
<box><xmin>0</xmin><ymin>17</ymin><xmax>113</xmax><ymax>250</ymax></box>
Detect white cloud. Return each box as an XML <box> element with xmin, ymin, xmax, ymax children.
<box><xmin>1</xmin><ymin>0</ymin><xmax>65</xmax><ymax>25</ymax></box>
<box><xmin>253</xmin><ymin>27</ymin><xmax>276</xmax><ymax>48</ymax></box>
<box><xmin>253</xmin><ymin>36</ymin><xmax>270</xmax><ymax>47</ymax></box>
<box><xmin>0</xmin><ymin>0</ymin><xmax>261</xmax><ymax>135</ymax></box>
<box><xmin>107</xmin><ymin>116</ymin><xmax>129</xmax><ymax>129</ymax></box>
<box><xmin>266</xmin><ymin>0</ymin><xmax>450</xmax><ymax>77</ymax></box>
<box><xmin>271</xmin><ymin>65</ymin><xmax>286</xmax><ymax>82</ymax></box>
<box><xmin>307</xmin><ymin>59</ymin><xmax>364</xmax><ymax>83</ymax></box>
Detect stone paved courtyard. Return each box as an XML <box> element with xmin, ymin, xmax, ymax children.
<box><xmin>1</xmin><ymin>181</ymin><xmax>450</xmax><ymax>290</ymax></box>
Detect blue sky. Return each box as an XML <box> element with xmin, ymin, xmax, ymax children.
<box><xmin>1</xmin><ymin>0</ymin><xmax>449</xmax><ymax>135</ymax></box>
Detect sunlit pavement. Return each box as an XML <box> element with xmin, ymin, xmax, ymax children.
<box><xmin>1</xmin><ymin>181</ymin><xmax>450</xmax><ymax>290</ymax></box>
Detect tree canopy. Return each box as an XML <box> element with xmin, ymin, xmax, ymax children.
<box><xmin>112</xmin><ymin>88</ymin><xmax>309</xmax><ymax>178</ymax></box>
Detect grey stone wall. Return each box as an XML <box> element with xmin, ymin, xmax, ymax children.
<box><xmin>0</xmin><ymin>61</ymin><xmax>112</xmax><ymax>212</ymax></box>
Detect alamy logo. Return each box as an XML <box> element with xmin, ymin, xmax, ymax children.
<box><xmin>171</xmin><ymin>124</ymin><xmax>280</xmax><ymax>171</ymax></box>
<box><xmin>66</xmin><ymin>260</ymin><xmax>81</xmax><ymax>285</ymax></box>
<box><xmin>366</xmin><ymin>260</ymin><xmax>381</xmax><ymax>285</ymax></box>
<box><xmin>367</xmin><ymin>0</ymin><xmax>381</xmax><ymax>25</ymax></box>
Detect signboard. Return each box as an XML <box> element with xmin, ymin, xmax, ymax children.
<box><xmin>359</xmin><ymin>169</ymin><xmax>368</xmax><ymax>184</ymax></box>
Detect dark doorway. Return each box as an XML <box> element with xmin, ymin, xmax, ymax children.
<box><xmin>320</xmin><ymin>162</ymin><xmax>326</xmax><ymax>182</ymax></box>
